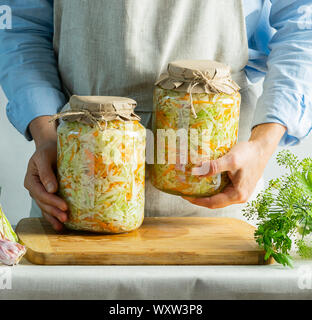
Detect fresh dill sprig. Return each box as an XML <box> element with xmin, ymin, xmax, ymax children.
<box><xmin>243</xmin><ymin>150</ymin><xmax>312</xmax><ymax>267</ymax></box>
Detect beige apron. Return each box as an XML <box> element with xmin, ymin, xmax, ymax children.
<box><xmin>30</xmin><ymin>0</ymin><xmax>263</xmax><ymax>223</ymax></box>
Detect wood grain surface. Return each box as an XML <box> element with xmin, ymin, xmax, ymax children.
<box><xmin>16</xmin><ymin>217</ymin><xmax>273</xmax><ymax>265</ymax></box>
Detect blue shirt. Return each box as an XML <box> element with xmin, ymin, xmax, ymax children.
<box><xmin>0</xmin><ymin>0</ymin><xmax>312</xmax><ymax>145</ymax></box>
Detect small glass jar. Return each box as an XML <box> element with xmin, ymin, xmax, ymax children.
<box><xmin>150</xmin><ymin>60</ymin><xmax>241</xmax><ymax>197</ymax></box>
<box><xmin>56</xmin><ymin>96</ymin><xmax>146</xmax><ymax>233</ymax></box>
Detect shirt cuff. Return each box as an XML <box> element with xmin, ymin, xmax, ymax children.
<box><xmin>6</xmin><ymin>87</ymin><xmax>66</xmax><ymax>141</ymax></box>
<box><xmin>252</xmin><ymin>90</ymin><xmax>312</xmax><ymax>146</ymax></box>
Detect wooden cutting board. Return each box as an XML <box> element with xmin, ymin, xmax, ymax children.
<box><xmin>16</xmin><ymin>217</ymin><xmax>273</xmax><ymax>265</ymax></box>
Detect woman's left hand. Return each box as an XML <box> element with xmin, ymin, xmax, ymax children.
<box><xmin>183</xmin><ymin>123</ymin><xmax>286</xmax><ymax>209</ymax></box>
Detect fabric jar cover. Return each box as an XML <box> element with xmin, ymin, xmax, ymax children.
<box><xmin>51</xmin><ymin>95</ymin><xmax>141</xmax><ymax>127</ymax></box>
<box><xmin>155</xmin><ymin>60</ymin><xmax>240</xmax><ymax>95</ymax></box>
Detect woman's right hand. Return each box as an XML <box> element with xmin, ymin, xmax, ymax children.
<box><xmin>24</xmin><ymin>116</ymin><xmax>68</xmax><ymax>231</ymax></box>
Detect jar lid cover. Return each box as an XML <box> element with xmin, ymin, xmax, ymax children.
<box><xmin>156</xmin><ymin>60</ymin><xmax>240</xmax><ymax>95</ymax></box>
<box><xmin>51</xmin><ymin>95</ymin><xmax>141</xmax><ymax>126</ymax></box>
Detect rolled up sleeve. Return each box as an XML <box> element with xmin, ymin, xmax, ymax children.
<box><xmin>0</xmin><ymin>0</ymin><xmax>65</xmax><ymax>140</ymax></box>
<box><xmin>252</xmin><ymin>0</ymin><xmax>312</xmax><ymax>146</ymax></box>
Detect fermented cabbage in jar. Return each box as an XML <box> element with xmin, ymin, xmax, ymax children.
<box><xmin>151</xmin><ymin>60</ymin><xmax>241</xmax><ymax>197</ymax></box>
<box><xmin>55</xmin><ymin>96</ymin><xmax>146</xmax><ymax>233</ymax></box>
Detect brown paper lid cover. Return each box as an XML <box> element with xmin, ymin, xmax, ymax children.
<box><xmin>52</xmin><ymin>95</ymin><xmax>141</xmax><ymax>125</ymax></box>
<box><xmin>155</xmin><ymin>60</ymin><xmax>240</xmax><ymax>94</ymax></box>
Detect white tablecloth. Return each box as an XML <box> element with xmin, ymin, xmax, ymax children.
<box><xmin>1</xmin><ymin>259</ymin><xmax>312</xmax><ymax>300</ymax></box>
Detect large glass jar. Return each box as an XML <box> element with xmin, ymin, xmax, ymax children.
<box><xmin>55</xmin><ymin>96</ymin><xmax>146</xmax><ymax>233</ymax></box>
<box><xmin>151</xmin><ymin>60</ymin><xmax>241</xmax><ymax>197</ymax></box>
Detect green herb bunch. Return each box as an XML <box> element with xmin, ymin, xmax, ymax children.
<box><xmin>243</xmin><ymin>150</ymin><xmax>312</xmax><ymax>267</ymax></box>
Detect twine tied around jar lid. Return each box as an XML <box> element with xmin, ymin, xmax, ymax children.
<box><xmin>155</xmin><ymin>60</ymin><xmax>240</xmax><ymax>118</ymax></box>
<box><xmin>50</xmin><ymin>95</ymin><xmax>141</xmax><ymax>130</ymax></box>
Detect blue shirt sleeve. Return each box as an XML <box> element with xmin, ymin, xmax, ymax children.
<box><xmin>252</xmin><ymin>0</ymin><xmax>312</xmax><ymax>146</ymax></box>
<box><xmin>0</xmin><ymin>0</ymin><xmax>65</xmax><ymax>141</ymax></box>
<box><xmin>1</xmin><ymin>0</ymin><xmax>312</xmax><ymax>145</ymax></box>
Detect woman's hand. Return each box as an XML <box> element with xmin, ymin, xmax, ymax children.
<box><xmin>183</xmin><ymin>123</ymin><xmax>287</xmax><ymax>209</ymax></box>
<box><xmin>24</xmin><ymin>116</ymin><xmax>68</xmax><ymax>231</ymax></box>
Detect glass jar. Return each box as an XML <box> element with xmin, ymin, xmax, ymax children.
<box><xmin>56</xmin><ymin>96</ymin><xmax>146</xmax><ymax>233</ymax></box>
<box><xmin>150</xmin><ymin>60</ymin><xmax>241</xmax><ymax>197</ymax></box>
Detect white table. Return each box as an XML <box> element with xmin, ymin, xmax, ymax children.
<box><xmin>1</xmin><ymin>259</ymin><xmax>312</xmax><ymax>300</ymax></box>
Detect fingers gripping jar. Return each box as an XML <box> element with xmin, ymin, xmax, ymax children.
<box><xmin>54</xmin><ymin>96</ymin><xmax>146</xmax><ymax>233</ymax></box>
<box><xmin>151</xmin><ymin>60</ymin><xmax>241</xmax><ymax>197</ymax></box>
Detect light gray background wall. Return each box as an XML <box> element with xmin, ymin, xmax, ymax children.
<box><xmin>0</xmin><ymin>87</ymin><xmax>35</xmax><ymax>225</ymax></box>
<box><xmin>0</xmin><ymin>86</ymin><xmax>311</xmax><ymax>225</ymax></box>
